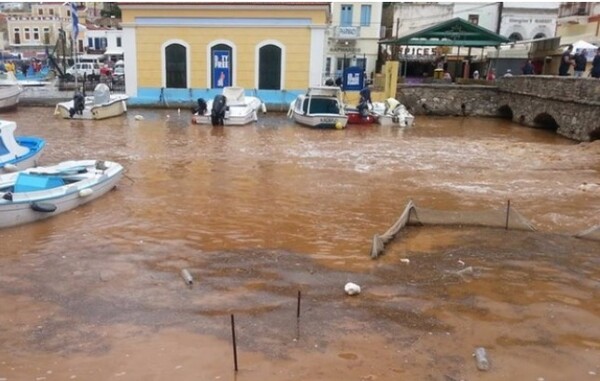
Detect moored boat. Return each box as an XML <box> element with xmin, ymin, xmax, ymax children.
<box><xmin>0</xmin><ymin>72</ymin><xmax>23</xmax><ymax>112</ymax></box>
<box><xmin>54</xmin><ymin>84</ymin><xmax>128</xmax><ymax>120</ymax></box>
<box><xmin>288</xmin><ymin>86</ymin><xmax>348</xmax><ymax>129</ymax></box>
<box><xmin>345</xmin><ymin>108</ymin><xmax>379</xmax><ymax>125</ymax></box>
<box><xmin>0</xmin><ymin>120</ymin><xmax>45</xmax><ymax>174</ymax></box>
<box><xmin>372</xmin><ymin>98</ymin><xmax>415</xmax><ymax>127</ymax></box>
<box><xmin>0</xmin><ymin>159</ymin><xmax>123</xmax><ymax>228</ymax></box>
<box><xmin>192</xmin><ymin>87</ymin><xmax>266</xmax><ymax>126</ymax></box>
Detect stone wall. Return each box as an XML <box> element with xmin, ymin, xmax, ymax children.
<box><xmin>497</xmin><ymin>75</ymin><xmax>600</xmax><ymax>105</ymax></box>
<box><xmin>396</xmin><ymin>77</ymin><xmax>600</xmax><ymax>141</ymax></box>
<box><xmin>397</xmin><ymin>84</ymin><xmax>500</xmax><ymax>117</ymax></box>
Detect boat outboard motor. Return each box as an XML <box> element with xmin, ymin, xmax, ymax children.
<box><xmin>193</xmin><ymin>98</ymin><xmax>207</xmax><ymax>115</ymax></box>
<box><xmin>93</xmin><ymin>83</ymin><xmax>111</xmax><ymax>105</ymax></box>
<box><xmin>211</xmin><ymin>94</ymin><xmax>227</xmax><ymax>126</ymax></box>
<box><xmin>384</xmin><ymin>98</ymin><xmax>401</xmax><ymax>116</ymax></box>
<box><xmin>69</xmin><ymin>91</ymin><xmax>85</xmax><ymax>118</ymax></box>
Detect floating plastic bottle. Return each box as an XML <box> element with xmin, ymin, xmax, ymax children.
<box><xmin>181</xmin><ymin>269</ymin><xmax>193</xmax><ymax>285</ymax></box>
<box><xmin>474</xmin><ymin>347</ymin><xmax>490</xmax><ymax>371</ymax></box>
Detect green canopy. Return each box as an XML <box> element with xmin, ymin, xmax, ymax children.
<box><xmin>380</xmin><ymin>17</ymin><xmax>510</xmax><ymax>47</ymax></box>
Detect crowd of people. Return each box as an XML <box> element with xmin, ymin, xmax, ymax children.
<box><xmin>559</xmin><ymin>44</ymin><xmax>600</xmax><ymax>78</ymax></box>
<box><xmin>0</xmin><ymin>59</ymin><xmax>45</xmax><ymax>77</ymax></box>
<box><xmin>471</xmin><ymin>47</ymin><xmax>600</xmax><ymax>80</ymax></box>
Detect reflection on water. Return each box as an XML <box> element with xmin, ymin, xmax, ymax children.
<box><xmin>0</xmin><ymin>107</ymin><xmax>599</xmax><ymax>380</ymax></box>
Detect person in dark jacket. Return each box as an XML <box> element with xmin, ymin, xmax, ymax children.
<box><xmin>574</xmin><ymin>50</ymin><xmax>587</xmax><ymax>77</ymax></box>
<box><xmin>591</xmin><ymin>49</ymin><xmax>600</xmax><ymax>79</ymax></box>
<box><xmin>558</xmin><ymin>45</ymin><xmax>573</xmax><ymax>76</ymax></box>
<box><xmin>522</xmin><ymin>59</ymin><xmax>535</xmax><ymax>75</ymax></box>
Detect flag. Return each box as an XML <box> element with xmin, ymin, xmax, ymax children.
<box><xmin>71</xmin><ymin>2</ymin><xmax>79</xmax><ymax>40</ymax></box>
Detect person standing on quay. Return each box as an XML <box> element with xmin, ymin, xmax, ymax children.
<box><xmin>522</xmin><ymin>59</ymin><xmax>535</xmax><ymax>75</ymax></box>
<box><xmin>591</xmin><ymin>49</ymin><xmax>600</xmax><ymax>79</ymax></box>
<box><xmin>559</xmin><ymin>45</ymin><xmax>573</xmax><ymax>76</ymax></box>
<box><xmin>574</xmin><ymin>50</ymin><xmax>587</xmax><ymax>77</ymax></box>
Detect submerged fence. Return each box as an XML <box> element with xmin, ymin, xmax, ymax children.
<box><xmin>370</xmin><ymin>200</ymin><xmax>598</xmax><ymax>259</ymax></box>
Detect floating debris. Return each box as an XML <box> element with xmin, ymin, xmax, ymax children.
<box><xmin>344</xmin><ymin>282</ymin><xmax>361</xmax><ymax>296</ymax></box>
<box><xmin>473</xmin><ymin>347</ymin><xmax>490</xmax><ymax>371</ymax></box>
<box><xmin>181</xmin><ymin>269</ymin><xmax>193</xmax><ymax>285</ymax></box>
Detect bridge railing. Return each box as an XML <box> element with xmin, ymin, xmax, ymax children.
<box><xmin>496</xmin><ymin>76</ymin><xmax>600</xmax><ymax>105</ymax></box>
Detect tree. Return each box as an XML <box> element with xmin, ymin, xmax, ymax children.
<box><xmin>100</xmin><ymin>3</ymin><xmax>121</xmax><ymax>19</ymax></box>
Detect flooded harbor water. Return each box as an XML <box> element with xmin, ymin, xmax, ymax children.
<box><xmin>1</xmin><ymin>107</ymin><xmax>599</xmax><ymax>380</ymax></box>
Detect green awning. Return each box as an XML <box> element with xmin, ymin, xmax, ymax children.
<box><xmin>380</xmin><ymin>18</ymin><xmax>510</xmax><ymax>47</ymax></box>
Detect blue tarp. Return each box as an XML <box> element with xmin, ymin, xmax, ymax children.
<box><xmin>0</xmin><ymin>138</ymin><xmax>8</xmax><ymax>155</ymax></box>
<box><xmin>14</xmin><ymin>173</ymin><xmax>64</xmax><ymax>192</ymax></box>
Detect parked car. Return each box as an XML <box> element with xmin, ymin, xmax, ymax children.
<box><xmin>65</xmin><ymin>62</ymin><xmax>101</xmax><ymax>79</ymax></box>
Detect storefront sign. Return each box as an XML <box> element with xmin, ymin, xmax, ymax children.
<box><xmin>343</xmin><ymin>66</ymin><xmax>364</xmax><ymax>91</ymax></box>
<box><xmin>213</xmin><ymin>50</ymin><xmax>230</xmax><ymax>88</ymax></box>
<box><xmin>399</xmin><ymin>46</ymin><xmax>438</xmax><ymax>56</ymax></box>
<box><xmin>331</xmin><ymin>46</ymin><xmax>361</xmax><ymax>53</ymax></box>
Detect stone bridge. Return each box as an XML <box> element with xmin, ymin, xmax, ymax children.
<box><xmin>397</xmin><ymin>76</ymin><xmax>600</xmax><ymax>141</ymax></box>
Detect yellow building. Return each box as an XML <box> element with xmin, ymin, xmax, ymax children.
<box><xmin>119</xmin><ymin>2</ymin><xmax>330</xmax><ymax>106</ymax></box>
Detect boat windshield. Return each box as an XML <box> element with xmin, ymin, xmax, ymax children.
<box><xmin>303</xmin><ymin>97</ymin><xmax>340</xmax><ymax>114</ymax></box>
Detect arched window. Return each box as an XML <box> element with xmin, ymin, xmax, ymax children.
<box><xmin>210</xmin><ymin>43</ymin><xmax>233</xmax><ymax>88</ymax></box>
<box><xmin>508</xmin><ymin>32</ymin><xmax>523</xmax><ymax>42</ymax></box>
<box><xmin>533</xmin><ymin>33</ymin><xmax>546</xmax><ymax>39</ymax></box>
<box><xmin>165</xmin><ymin>43</ymin><xmax>187</xmax><ymax>88</ymax></box>
<box><xmin>258</xmin><ymin>44</ymin><xmax>282</xmax><ymax>90</ymax></box>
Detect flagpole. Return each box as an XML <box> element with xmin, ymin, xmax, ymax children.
<box><xmin>73</xmin><ymin>31</ymin><xmax>78</xmax><ymax>90</ymax></box>
<box><xmin>71</xmin><ymin>2</ymin><xmax>79</xmax><ymax>91</ymax></box>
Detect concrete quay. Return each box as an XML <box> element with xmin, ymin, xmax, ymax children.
<box><xmin>19</xmin><ymin>81</ymin><xmax>84</xmax><ymax>107</ymax></box>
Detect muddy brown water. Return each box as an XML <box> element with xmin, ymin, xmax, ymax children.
<box><xmin>1</xmin><ymin>107</ymin><xmax>599</xmax><ymax>381</ymax></box>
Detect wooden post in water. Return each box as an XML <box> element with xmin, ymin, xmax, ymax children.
<box><xmin>230</xmin><ymin>314</ymin><xmax>238</xmax><ymax>371</ymax></box>
<box><xmin>297</xmin><ymin>290</ymin><xmax>301</xmax><ymax>319</ymax></box>
<box><xmin>505</xmin><ymin>200</ymin><xmax>511</xmax><ymax>230</ymax></box>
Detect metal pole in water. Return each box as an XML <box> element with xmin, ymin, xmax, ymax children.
<box><xmin>505</xmin><ymin>199</ymin><xmax>511</xmax><ymax>230</ymax></box>
<box><xmin>231</xmin><ymin>314</ymin><xmax>238</xmax><ymax>371</ymax></box>
<box><xmin>297</xmin><ymin>290</ymin><xmax>301</xmax><ymax>319</ymax></box>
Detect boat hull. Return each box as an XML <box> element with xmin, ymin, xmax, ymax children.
<box><xmin>346</xmin><ymin>110</ymin><xmax>378</xmax><ymax>125</ymax></box>
<box><xmin>371</xmin><ymin>101</ymin><xmax>415</xmax><ymax>127</ymax></box>
<box><xmin>192</xmin><ymin>96</ymin><xmax>263</xmax><ymax>126</ymax></box>
<box><xmin>193</xmin><ymin>109</ymin><xmax>258</xmax><ymax>126</ymax></box>
<box><xmin>0</xmin><ymin>137</ymin><xmax>45</xmax><ymax>174</ymax></box>
<box><xmin>0</xmin><ymin>85</ymin><xmax>22</xmax><ymax>111</ymax></box>
<box><xmin>291</xmin><ymin>110</ymin><xmax>348</xmax><ymax>129</ymax></box>
<box><xmin>55</xmin><ymin>95</ymin><xmax>128</xmax><ymax>120</ymax></box>
<box><xmin>0</xmin><ymin>160</ymin><xmax>123</xmax><ymax>228</ymax></box>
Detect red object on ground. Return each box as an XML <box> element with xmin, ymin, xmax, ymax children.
<box><xmin>346</xmin><ymin>109</ymin><xmax>378</xmax><ymax>125</ymax></box>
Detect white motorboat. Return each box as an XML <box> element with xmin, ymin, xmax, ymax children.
<box><xmin>288</xmin><ymin>86</ymin><xmax>348</xmax><ymax>129</ymax></box>
<box><xmin>372</xmin><ymin>98</ymin><xmax>415</xmax><ymax>127</ymax></box>
<box><xmin>0</xmin><ymin>120</ymin><xmax>45</xmax><ymax>174</ymax></box>
<box><xmin>192</xmin><ymin>87</ymin><xmax>266</xmax><ymax>126</ymax></box>
<box><xmin>54</xmin><ymin>83</ymin><xmax>128</xmax><ymax>120</ymax></box>
<box><xmin>0</xmin><ymin>159</ymin><xmax>123</xmax><ymax>229</ymax></box>
<box><xmin>0</xmin><ymin>72</ymin><xmax>23</xmax><ymax>111</ymax></box>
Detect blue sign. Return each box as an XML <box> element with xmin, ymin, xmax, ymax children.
<box><xmin>343</xmin><ymin>66</ymin><xmax>364</xmax><ymax>91</ymax></box>
<box><xmin>213</xmin><ymin>50</ymin><xmax>230</xmax><ymax>88</ymax></box>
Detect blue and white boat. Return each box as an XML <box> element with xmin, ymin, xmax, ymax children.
<box><xmin>0</xmin><ymin>160</ymin><xmax>123</xmax><ymax>228</ymax></box>
<box><xmin>0</xmin><ymin>120</ymin><xmax>45</xmax><ymax>174</ymax></box>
